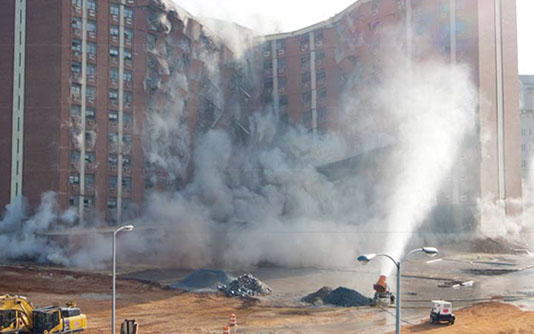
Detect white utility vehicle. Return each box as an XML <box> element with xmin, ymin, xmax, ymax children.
<box><xmin>430</xmin><ymin>300</ymin><xmax>455</xmax><ymax>325</ymax></box>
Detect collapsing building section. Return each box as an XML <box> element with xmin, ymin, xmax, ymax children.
<box><xmin>142</xmin><ymin>0</ymin><xmax>258</xmax><ymax>191</ymax></box>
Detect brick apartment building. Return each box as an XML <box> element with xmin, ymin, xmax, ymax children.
<box><xmin>0</xmin><ymin>0</ymin><xmax>253</xmax><ymax>224</ymax></box>
<box><xmin>0</xmin><ymin>0</ymin><xmax>523</xmax><ymax>228</ymax></box>
<box><xmin>260</xmin><ymin>0</ymin><xmax>522</xmax><ymax>227</ymax></box>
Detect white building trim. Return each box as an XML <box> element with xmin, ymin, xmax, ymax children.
<box><xmin>10</xmin><ymin>0</ymin><xmax>27</xmax><ymax>203</ymax></box>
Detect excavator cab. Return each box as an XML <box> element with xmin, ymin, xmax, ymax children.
<box><xmin>0</xmin><ymin>310</ymin><xmax>17</xmax><ymax>332</ymax></box>
<box><xmin>33</xmin><ymin>309</ymin><xmax>60</xmax><ymax>334</ymax></box>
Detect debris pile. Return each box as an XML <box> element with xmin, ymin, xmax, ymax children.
<box><xmin>301</xmin><ymin>286</ymin><xmax>333</xmax><ymax>305</ymax></box>
<box><xmin>218</xmin><ymin>273</ymin><xmax>272</xmax><ymax>298</ymax></box>
<box><xmin>170</xmin><ymin>269</ymin><xmax>234</xmax><ymax>292</ymax></box>
<box><xmin>302</xmin><ymin>287</ymin><xmax>373</xmax><ymax>307</ymax></box>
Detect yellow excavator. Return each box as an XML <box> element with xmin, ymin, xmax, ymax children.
<box><xmin>0</xmin><ymin>295</ymin><xmax>86</xmax><ymax>334</ymax></box>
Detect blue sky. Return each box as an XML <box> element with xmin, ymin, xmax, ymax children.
<box><xmin>173</xmin><ymin>0</ymin><xmax>533</xmax><ymax>74</ymax></box>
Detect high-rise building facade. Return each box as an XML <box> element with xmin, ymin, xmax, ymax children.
<box><xmin>0</xmin><ymin>0</ymin><xmax>523</xmax><ymax>229</ymax></box>
<box><xmin>0</xmin><ymin>0</ymin><xmax>252</xmax><ymax>224</ymax></box>
<box><xmin>520</xmin><ymin>75</ymin><xmax>534</xmax><ymax>180</ymax></box>
<box><xmin>0</xmin><ymin>0</ymin><xmax>149</xmax><ymax>223</ymax></box>
<box><xmin>261</xmin><ymin>0</ymin><xmax>522</xmax><ymax>226</ymax></box>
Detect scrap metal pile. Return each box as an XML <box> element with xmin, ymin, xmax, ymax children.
<box><xmin>218</xmin><ymin>273</ymin><xmax>272</xmax><ymax>298</ymax></box>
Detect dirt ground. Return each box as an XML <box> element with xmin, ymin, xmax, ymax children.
<box><xmin>2</xmin><ymin>265</ymin><xmax>534</xmax><ymax>334</ymax></box>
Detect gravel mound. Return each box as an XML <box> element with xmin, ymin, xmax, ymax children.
<box><xmin>218</xmin><ymin>273</ymin><xmax>272</xmax><ymax>298</ymax></box>
<box><xmin>301</xmin><ymin>286</ymin><xmax>333</xmax><ymax>305</ymax></box>
<box><xmin>304</xmin><ymin>287</ymin><xmax>373</xmax><ymax>307</ymax></box>
<box><xmin>170</xmin><ymin>269</ymin><xmax>234</xmax><ymax>292</ymax></box>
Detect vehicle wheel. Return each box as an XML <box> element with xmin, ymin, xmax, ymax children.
<box><xmin>430</xmin><ymin>315</ymin><xmax>436</xmax><ymax>324</ymax></box>
<box><xmin>450</xmin><ymin>317</ymin><xmax>455</xmax><ymax>325</ymax></box>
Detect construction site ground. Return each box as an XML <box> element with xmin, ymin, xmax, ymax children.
<box><xmin>3</xmin><ymin>251</ymin><xmax>534</xmax><ymax>333</ymax></box>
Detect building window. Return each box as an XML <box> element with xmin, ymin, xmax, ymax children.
<box><xmin>87</xmin><ymin>42</ymin><xmax>97</xmax><ymax>58</ymax></box>
<box><xmin>278</xmin><ymin>58</ymin><xmax>287</xmax><ymax>69</ymax></box>
<box><xmin>301</xmin><ymin>72</ymin><xmax>311</xmax><ymax>85</ymax></box>
<box><xmin>124</xmin><ymin>91</ymin><xmax>133</xmax><ymax>104</ymax></box>
<box><xmin>86</xmin><ymin>86</ymin><xmax>96</xmax><ymax>103</ymax></box>
<box><xmin>83</xmin><ymin>196</ymin><xmax>94</xmax><ymax>208</ymax></box>
<box><xmin>123</xmin><ymin>49</ymin><xmax>132</xmax><ymax>61</ymax></box>
<box><xmin>278</xmin><ymin>77</ymin><xmax>287</xmax><ymax>89</ymax></box>
<box><xmin>110</xmin><ymin>4</ymin><xmax>119</xmax><ymax>16</ymax></box>
<box><xmin>85</xmin><ymin>151</ymin><xmax>96</xmax><ymax>164</ymax></box>
<box><xmin>69</xmin><ymin>196</ymin><xmax>80</xmax><ymax>206</ymax></box>
<box><xmin>109</xmin><ymin>110</ymin><xmax>118</xmax><ymax>121</ymax></box>
<box><xmin>263</xmin><ymin>61</ymin><xmax>273</xmax><ymax>70</ymax></box>
<box><xmin>316</xmin><ymin>50</ymin><xmax>325</xmax><ymax>61</ymax></box>
<box><xmin>72</xmin><ymin>18</ymin><xmax>82</xmax><ymax>30</ymax></box>
<box><xmin>301</xmin><ymin>91</ymin><xmax>311</xmax><ymax>104</ymax></box>
<box><xmin>71</xmin><ymin>84</ymin><xmax>81</xmax><ymax>99</ymax></box>
<box><xmin>300</xmin><ymin>35</ymin><xmax>309</xmax><ymax>51</ymax></box>
<box><xmin>109</xmin><ymin>133</ymin><xmax>118</xmax><ymax>145</ymax></box>
<box><xmin>87</xmin><ymin>20</ymin><xmax>97</xmax><ymax>34</ymax></box>
<box><xmin>108</xmin><ymin>199</ymin><xmax>117</xmax><ymax>209</ymax></box>
<box><xmin>317</xmin><ymin>71</ymin><xmax>326</xmax><ymax>81</ymax></box>
<box><xmin>122</xmin><ymin>177</ymin><xmax>132</xmax><ymax>190</ymax></box>
<box><xmin>109</xmin><ymin>176</ymin><xmax>118</xmax><ymax>190</ymax></box>
<box><xmin>147</xmin><ymin>34</ymin><xmax>156</xmax><ymax>49</ymax></box>
<box><xmin>110</xmin><ymin>25</ymin><xmax>119</xmax><ymax>37</ymax></box>
<box><xmin>318</xmin><ymin>88</ymin><xmax>327</xmax><ymax>100</ymax></box>
<box><xmin>124</xmin><ymin>28</ymin><xmax>133</xmax><ymax>43</ymax></box>
<box><xmin>264</xmin><ymin>78</ymin><xmax>273</xmax><ymax>90</ymax></box>
<box><xmin>85</xmin><ymin>174</ymin><xmax>95</xmax><ymax>188</ymax></box>
<box><xmin>108</xmin><ymin>154</ymin><xmax>118</xmax><ymax>167</ymax></box>
<box><xmin>69</xmin><ymin>173</ymin><xmax>80</xmax><ymax>184</ymax></box>
<box><xmin>86</xmin><ymin>108</ymin><xmax>96</xmax><ymax>118</ymax></box>
<box><xmin>71</xmin><ymin>105</ymin><xmax>81</xmax><ymax>117</ymax></box>
<box><xmin>303</xmin><ymin>110</ymin><xmax>313</xmax><ymax>123</ymax></box>
<box><xmin>279</xmin><ymin>95</ymin><xmax>288</xmax><ymax>106</ymax></box>
<box><xmin>72</xmin><ymin>39</ymin><xmax>82</xmax><ymax>53</ymax></box>
<box><xmin>123</xmin><ymin>70</ymin><xmax>133</xmax><ymax>82</ymax></box>
<box><xmin>72</xmin><ymin>0</ymin><xmax>82</xmax><ymax>7</ymax></box>
<box><xmin>70</xmin><ymin>151</ymin><xmax>81</xmax><ymax>163</ymax></box>
<box><xmin>110</xmin><ymin>47</ymin><xmax>119</xmax><ymax>57</ymax></box>
<box><xmin>71</xmin><ymin>62</ymin><xmax>81</xmax><ymax>74</ymax></box>
<box><xmin>123</xmin><ymin>112</ymin><xmax>133</xmax><ymax>126</ymax></box>
<box><xmin>124</xmin><ymin>7</ymin><xmax>134</xmax><ymax>19</ymax></box>
<box><xmin>317</xmin><ymin>107</ymin><xmax>327</xmax><ymax>121</ymax></box>
<box><xmin>87</xmin><ymin>0</ymin><xmax>96</xmax><ymax>12</ymax></box>
<box><xmin>87</xmin><ymin>64</ymin><xmax>96</xmax><ymax>78</ymax></box>
<box><xmin>122</xmin><ymin>155</ymin><xmax>131</xmax><ymax>167</ymax></box>
<box><xmin>109</xmin><ymin>90</ymin><xmax>118</xmax><ymax>100</ymax></box>
<box><xmin>276</xmin><ymin>39</ymin><xmax>285</xmax><ymax>50</ymax></box>
<box><xmin>110</xmin><ymin>68</ymin><xmax>119</xmax><ymax>81</ymax></box>
<box><xmin>301</xmin><ymin>55</ymin><xmax>310</xmax><ymax>70</ymax></box>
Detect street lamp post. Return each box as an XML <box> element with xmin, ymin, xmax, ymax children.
<box><xmin>112</xmin><ymin>225</ymin><xmax>134</xmax><ymax>334</ymax></box>
<box><xmin>357</xmin><ymin>247</ymin><xmax>438</xmax><ymax>334</ymax></box>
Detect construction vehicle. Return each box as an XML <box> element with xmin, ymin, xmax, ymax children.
<box><xmin>430</xmin><ymin>300</ymin><xmax>455</xmax><ymax>324</ymax></box>
<box><xmin>0</xmin><ymin>295</ymin><xmax>86</xmax><ymax>334</ymax></box>
<box><xmin>0</xmin><ymin>295</ymin><xmax>35</xmax><ymax>334</ymax></box>
<box><xmin>372</xmin><ymin>275</ymin><xmax>395</xmax><ymax>306</ymax></box>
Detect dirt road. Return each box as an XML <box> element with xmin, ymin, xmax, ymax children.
<box><xmin>2</xmin><ymin>265</ymin><xmax>533</xmax><ymax>334</ymax></box>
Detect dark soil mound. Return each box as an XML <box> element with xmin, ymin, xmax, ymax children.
<box><xmin>322</xmin><ymin>287</ymin><xmax>373</xmax><ymax>307</ymax></box>
<box><xmin>301</xmin><ymin>286</ymin><xmax>333</xmax><ymax>305</ymax></box>
<box><xmin>170</xmin><ymin>269</ymin><xmax>233</xmax><ymax>292</ymax></box>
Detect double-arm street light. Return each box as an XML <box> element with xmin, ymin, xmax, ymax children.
<box><xmin>112</xmin><ymin>225</ymin><xmax>134</xmax><ymax>334</ymax></box>
<box><xmin>357</xmin><ymin>247</ymin><xmax>438</xmax><ymax>334</ymax></box>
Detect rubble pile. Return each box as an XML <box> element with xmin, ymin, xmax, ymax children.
<box><xmin>218</xmin><ymin>273</ymin><xmax>272</xmax><ymax>298</ymax></box>
<box><xmin>170</xmin><ymin>269</ymin><xmax>234</xmax><ymax>292</ymax></box>
<box><xmin>302</xmin><ymin>287</ymin><xmax>373</xmax><ymax>307</ymax></box>
<box><xmin>301</xmin><ymin>286</ymin><xmax>332</xmax><ymax>305</ymax></box>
